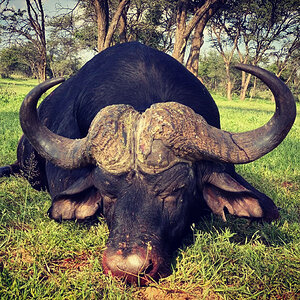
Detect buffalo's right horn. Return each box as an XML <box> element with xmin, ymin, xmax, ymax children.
<box><xmin>19</xmin><ymin>78</ymin><xmax>92</xmax><ymax>169</ymax></box>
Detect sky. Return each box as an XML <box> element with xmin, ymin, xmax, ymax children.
<box><xmin>9</xmin><ymin>0</ymin><xmax>76</xmax><ymax>14</ymax></box>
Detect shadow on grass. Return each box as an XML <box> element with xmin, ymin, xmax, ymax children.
<box><xmin>196</xmin><ymin>213</ymin><xmax>295</xmax><ymax>245</ymax></box>
<box><xmin>218</xmin><ymin>104</ymin><xmax>274</xmax><ymax>115</ymax></box>
<box><xmin>0</xmin><ymin>82</ymin><xmax>37</xmax><ymax>88</ymax></box>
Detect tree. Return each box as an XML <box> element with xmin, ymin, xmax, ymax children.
<box><xmin>0</xmin><ymin>0</ymin><xmax>47</xmax><ymax>80</ymax></box>
<box><xmin>186</xmin><ymin>0</ymin><xmax>224</xmax><ymax>77</ymax></box>
<box><xmin>126</xmin><ymin>0</ymin><xmax>176</xmax><ymax>50</ymax></box>
<box><xmin>91</xmin><ymin>0</ymin><xmax>130</xmax><ymax>52</ymax></box>
<box><xmin>236</xmin><ymin>0</ymin><xmax>300</xmax><ymax>100</ymax></box>
<box><xmin>0</xmin><ymin>46</ymin><xmax>20</xmax><ymax>77</ymax></box>
<box><xmin>271</xmin><ymin>34</ymin><xmax>300</xmax><ymax>101</ymax></box>
<box><xmin>0</xmin><ymin>43</ymin><xmax>45</xmax><ymax>78</ymax></box>
<box><xmin>209</xmin><ymin>0</ymin><xmax>242</xmax><ymax>99</ymax></box>
<box><xmin>47</xmin><ymin>14</ymin><xmax>83</xmax><ymax>77</ymax></box>
<box><xmin>172</xmin><ymin>0</ymin><xmax>225</xmax><ymax>64</ymax></box>
<box><xmin>272</xmin><ymin>30</ymin><xmax>299</xmax><ymax>79</ymax></box>
<box><xmin>210</xmin><ymin>26</ymin><xmax>239</xmax><ymax>100</ymax></box>
<box><xmin>198</xmin><ymin>51</ymin><xmax>227</xmax><ymax>91</ymax></box>
<box><xmin>61</xmin><ymin>0</ymin><xmax>131</xmax><ymax>52</ymax></box>
<box><xmin>54</xmin><ymin>0</ymin><xmax>224</xmax><ymax>59</ymax></box>
<box><xmin>207</xmin><ymin>0</ymin><xmax>300</xmax><ymax>100</ymax></box>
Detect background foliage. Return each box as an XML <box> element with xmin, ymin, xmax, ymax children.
<box><xmin>0</xmin><ymin>0</ymin><xmax>299</xmax><ymax>100</ymax></box>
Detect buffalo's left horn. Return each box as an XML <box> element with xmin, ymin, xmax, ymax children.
<box><xmin>19</xmin><ymin>78</ymin><xmax>92</xmax><ymax>169</ymax></box>
<box><xmin>148</xmin><ymin>64</ymin><xmax>296</xmax><ymax>164</ymax></box>
<box><xmin>208</xmin><ymin>64</ymin><xmax>296</xmax><ymax>163</ymax></box>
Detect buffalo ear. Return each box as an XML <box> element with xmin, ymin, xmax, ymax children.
<box><xmin>55</xmin><ymin>173</ymin><xmax>95</xmax><ymax>197</ymax></box>
<box><xmin>202</xmin><ymin>171</ymin><xmax>279</xmax><ymax>222</ymax></box>
<box><xmin>48</xmin><ymin>174</ymin><xmax>102</xmax><ymax>221</ymax></box>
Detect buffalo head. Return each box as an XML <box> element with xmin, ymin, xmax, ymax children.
<box><xmin>17</xmin><ymin>63</ymin><xmax>295</xmax><ymax>284</ymax></box>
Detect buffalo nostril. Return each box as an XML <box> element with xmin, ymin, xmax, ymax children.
<box><xmin>144</xmin><ymin>260</ymin><xmax>154</xmax><ymax>274</ymax></box>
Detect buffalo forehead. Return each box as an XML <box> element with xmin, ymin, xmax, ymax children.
<box><xmin>135</xmin><ymin>102</ymin><xmax>194</xmax><ymax>173</ymax></box>
<box><xmin>88</xmin><ymin>103</ymin><xmax>190</xmax><ymax>174</ymax></box>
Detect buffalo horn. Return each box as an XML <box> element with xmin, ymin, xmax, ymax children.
<box><xmin>19</xmin><ymin>78</ymin><xmax>92</xmax><ymax>169</ymax></box>
<box><xmin>152</xmin><ymin>64</ymin><xmax>296</xmax><ymax>164</ymax></box>
<box><xmin>213</xmin><ymin>64</ymin><xmax>296</xmax><ymax>163</ymax></box>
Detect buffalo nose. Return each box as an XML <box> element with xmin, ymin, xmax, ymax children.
<box><xmin>102</xmin><ymin>249</ymin><xmax>156</xmax><ymax>284</ymax></box>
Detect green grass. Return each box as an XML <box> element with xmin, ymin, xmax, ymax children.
<box><xmin>0</xmin><ymin>78</ymin><xmax>299</xmax><ymax>299</ymax></box>
<box><xmin>0</xmin><ymin>77</ymin><xmax>39</xmax><ymax>96</ymax></box>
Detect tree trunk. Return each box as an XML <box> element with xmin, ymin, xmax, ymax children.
<box><xmin>186</xmin><ymin>21</ymin><xmax>204</xmax><ymax>76</ymax></box>
<box><xmin>250</xmin><ymin>77</ymin><xmax>257</xmax><ymax>100</ymax></box>
<box><xmin>93</xmin><ymin>0</ymin><xmax>130</xmax><ymax>52</ymax></box>
<box><xmin>239</xmin><ymin>50</ymin><xmax>258</xmax><ymax>101</ymax></box>
<box><xmin>173</xmin><ymin>0</ymin><xmax>188</xmax><ymax>63</ymax></box>
<box><xmin>173</xmin><ymin>0</ymin><xmax>223</xmax><ymax>64</ymax></box>
<box><xmin>118</xmin><ymin>3</ymin><xmax>129</xmax><ymax>43</ymax></box>
<box><xmin>240</xmin><ymin>73</ymin><xmax>252</xmax><ymax>101</ymax></box>
<box><xmin>236</xmin><ymin>46</ymin><xmax>250</xmax><ymax>100</ymax></box>
<box><xmin>39</xmin><ymin>51</ymin><xmax>47</xmax><ymax>81</ymax></box>
<box><xmin>103</xmin><ymin>0</ymin><xmax>130</xmax><ymax>50</ymax></box>
<box><xmin>186</xmin><ymin>0</ymin><xmax>225</xmax><ymax>77</ymax></box>
<box><xmin>26</xmin><ymin>0</ymin><xmax>47</xmax><ymax>81</ymax></box>
<box><xmin>93</xmin><ymin>0</ymin><xmax>109</xmax><ymax>52</ymax></box>
<box><xmin>225</xmin><ymin>63</ymin><xmax>232</xmax><ymax>100</ymax></box>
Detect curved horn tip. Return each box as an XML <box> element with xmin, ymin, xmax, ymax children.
<box><xmin>234</xmin><ymin>63</ymin><xmax>262</xmax><ymax>73</ymax></box>
<box><xmin>37</xmin><ymin>77</ymin><xmax>65</xmax><ymax>91</ymax></box>
<box><xmin>234</xmin><ymin>64</ymin><xmax>278</xmax><ymax>80</ymax></box>
<box><xmin>25</xmin><ymin>77</ymin><xmax>65</xmax><ymax>102</ymax></box>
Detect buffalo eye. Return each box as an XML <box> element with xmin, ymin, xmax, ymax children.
<box><xmin>159</xmin><ymin>185</ymin><xmax>185</xmax><ymax>204</ymax></box>
<box><xmin>102</xmin><ymin>193</ymin><xmax>117</xmax><ymax>202</ymax></box>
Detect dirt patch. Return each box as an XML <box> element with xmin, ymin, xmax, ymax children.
<box><xmin>141</xmin><ymin>287</ymin><xmax>195</xmax><ymax>299</ymax></box>
<box><xmin>8</xmin><ymin>247</ymin><xmax>35</xmax><ymax>265</ymax></box>
<box><xmin>17</xmin><ymin>247</ymin><xmax>35</xmax><ymax>264</ymax></box>
<box><xmin>7</xmin><ymin>221</ymin><xmax>33</xmax><ymax>231</ymax></box>
<box><xmin>50</xmin><ymin>251</ymin><xmax>93</xmax><ymax>272</ymax></box>
<box><xmin>281</xmin><ymin>181</ymin><xmax>298</xmax><ymax>191</ymax></box>
<box><xmin>137</xmin><ymin>286</ymin><xmax>221</xmax><ymax>300</ymax></box>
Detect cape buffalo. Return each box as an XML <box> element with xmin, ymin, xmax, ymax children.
<box><xmin>0</xmin><ymin>42</ymin><xmax>296</xmax><ymax>284</ymax></box>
